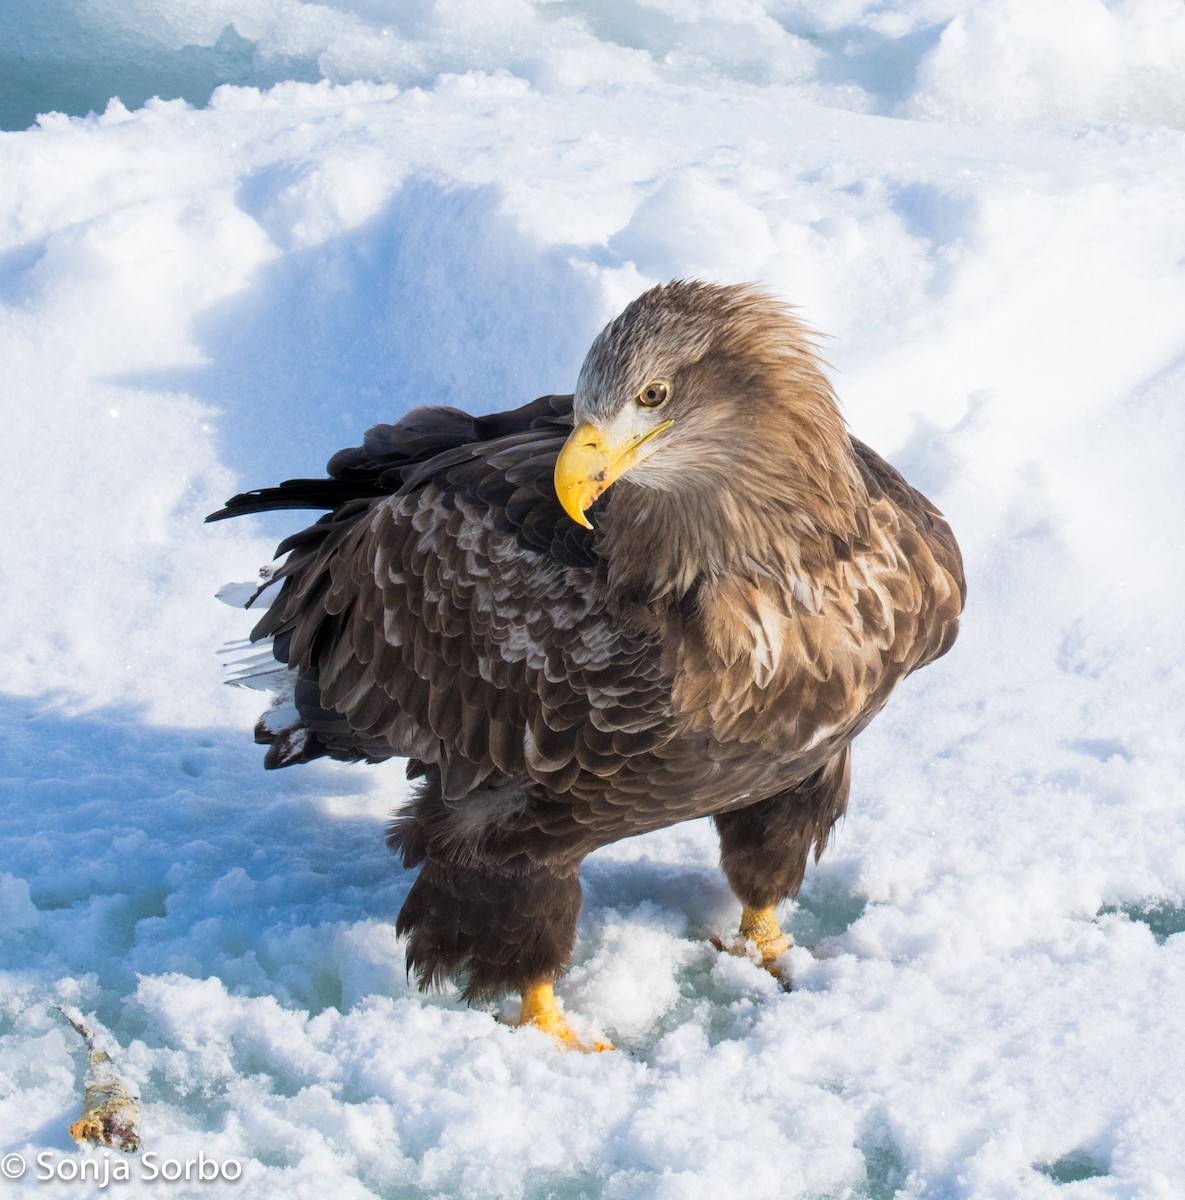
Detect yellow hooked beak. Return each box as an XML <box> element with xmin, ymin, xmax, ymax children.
<box><xmin>554</xmin><ymin>418</ymin><xmax>674</xmax><ymax>528</ymax></box>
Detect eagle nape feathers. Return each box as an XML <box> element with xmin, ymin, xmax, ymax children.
<box><xmin>208</xmin><ymin>280</ymin><xmax>965</xmax><ymax>1050</ymax></box>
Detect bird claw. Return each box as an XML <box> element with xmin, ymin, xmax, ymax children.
<box><xmin>711</xmin><ymin>906</ymin><xmax>795</xmax><ymax>990</ymax></box>
<box><xmin>513</xmin><ymin>982</ymin><xmax>615</xmax><ymax>1052</ymax></box>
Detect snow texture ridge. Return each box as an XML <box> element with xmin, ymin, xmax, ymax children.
<box><xmin>2</xmin><ymin>2</ymin><xmax>1185</xmax><ymax>1197</ymax></box>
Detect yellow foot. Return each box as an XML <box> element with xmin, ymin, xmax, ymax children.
<box><xmin>516</xmin><ymin>982</ymin><xmax>614</xmax><ymax>1052</ymax></box>
<box><xmin>712</xmin><ymin>905</ymin><xmax>793</xmax><ymax>989</ymax></box>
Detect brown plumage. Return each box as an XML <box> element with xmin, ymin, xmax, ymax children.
<box><xmin>209</xmin><ymin>280</ymin><xmax>964</xmax><ymax>1031</ymax></box>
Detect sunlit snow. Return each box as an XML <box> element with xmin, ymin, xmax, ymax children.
<box><xmin>3</xmin><ymin>3</ymin><xmax>1185</xmax><ymax>1198</ymax></box>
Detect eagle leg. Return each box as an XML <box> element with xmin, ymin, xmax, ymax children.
<box><xmin>516</xmin><ymin>981</ymin><xmax>613</xmax><ymax>1052</ymax></box>
<box><xmin>389</xmin><ymin>788</ymin><xmax>592</xmax><ymax>1040</ymax></box>
<box><xmin>713</xmin><ymin>747</ymin><xmax>852</xmax><ymax>985</ymax></box>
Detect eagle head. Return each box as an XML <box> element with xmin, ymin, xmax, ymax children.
<box><xmin>554</xmin><ymin>280</ymin><xmax>855</xmax><ymax>532</ymax></box>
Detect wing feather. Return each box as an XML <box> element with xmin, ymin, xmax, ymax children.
<box><xmin>216</xmin><ymin>397</ymin><xmax>676</xmax><ymax>809</ymax></box>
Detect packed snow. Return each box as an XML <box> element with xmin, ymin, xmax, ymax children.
<box><xmin>3</xmin><ymin>2</ymin><xmax>1185</xmax><ymax>1197</ymax></box>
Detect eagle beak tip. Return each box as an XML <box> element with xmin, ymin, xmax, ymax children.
<box><xmin>557</xmin><ymin>492</ymin><xmax>595</xmax><ymax>528</ymax></box>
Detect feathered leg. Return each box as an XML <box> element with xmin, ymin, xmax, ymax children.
<box><xmin>713</xmin><ymin>747</ymin><xmax>851</xmax><ymax>978</ymax></box>
<box><xmin>390</xmin><ymin>847</ymin><xmax>578</xmax><ymax>987</ymax></box>
<box><xmin>387</xmin><ymin>771</ymin><xmax>608</xmax><ymax>1050</ymax></box>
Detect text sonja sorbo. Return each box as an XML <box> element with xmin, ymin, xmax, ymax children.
<box><xmin>33</xmin><ymin>1150</ymin><xmax>243</xmax><ymax>1187</ymax></box>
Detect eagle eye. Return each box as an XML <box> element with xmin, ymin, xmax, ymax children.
<box><xmin>637</xmin><ymin>380</ymin><xmax>670</xmax><ymax>408</ymax></box>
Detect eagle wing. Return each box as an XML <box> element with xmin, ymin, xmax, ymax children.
<box><xmin>850</xmin><ymin>435</ymin><xmax>966</xmax><ymax>672</ymax></box>
<box><xmin>209</xmin><ymin>395</ymin><xmax>673</xmax><ymax>802</ymax></box>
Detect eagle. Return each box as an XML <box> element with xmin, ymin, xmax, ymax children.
<box><xmin>208</xmin><ymin>281</ymin><xmax>965</xmax><ymax>1049</ymax></box>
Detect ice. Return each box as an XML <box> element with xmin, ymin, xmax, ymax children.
<box><xmin>10</xmin><ymin>2</ymin><xmax>1185</xmax><ymax>134</ymax></box>
<box><xmin>0</xmin><ymin>2</ymin><xmax>320</xmax><ymax>134</ymax></box>
<box><xmin>3</xmin><ymin>1</ymin><xmax>1185</xmax><ymax>1197</ymax></box>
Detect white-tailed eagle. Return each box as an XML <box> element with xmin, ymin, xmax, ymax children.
<box><xmin>209</xmin><ymin>281</ymin><xmax>965</xmax><ymax>1048</ymax></box>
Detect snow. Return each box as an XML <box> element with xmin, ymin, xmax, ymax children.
<box><xmin>3</xmin><ymin>2</ymin><xmax>1185</xmax><ymax>1197</ymax></box>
